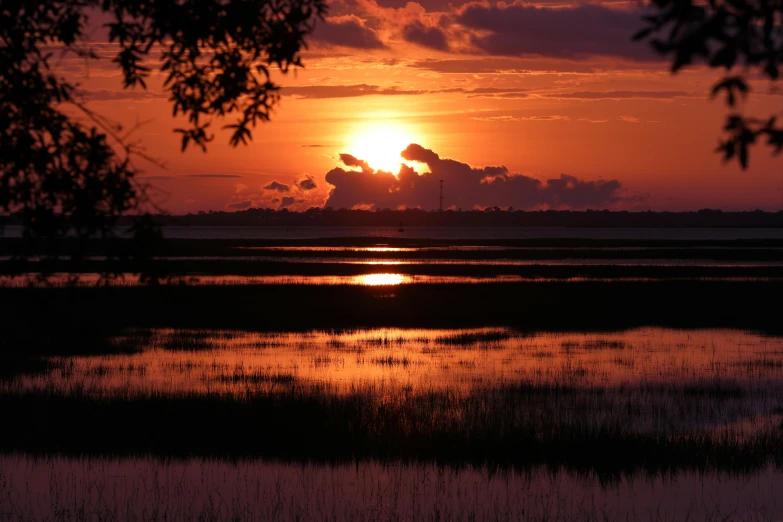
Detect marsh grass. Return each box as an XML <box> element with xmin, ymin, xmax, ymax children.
<box><xmin>1</xmin><ymin>381</ymin><xmax>781</xmax><ymax>476</ymax></box>
<box><xmin>370</xmin><ymin>356</ymin><xmax>413</xmax><ymax>367</ymax></box>
<box><xmin>4</xmin><ymin>282</ymin><xmax>783</xmax><ymax>352</ymax></box>
<box><xmin>213</xmin><ymin>369</ymin><xmax>296</xmax><ymax>384</ymax></box>
<box><xmin>436</xmin><ymin>330</ymin><xmax>514</xmax><ymax>345</ymax></box>
<box><xmin>3</xmin><ymin>456</ymin><xmax>783</xmax><ymax>522</ymax></box>
<box><xmin>2</xmin><ymin>327</ymin><xmax>783</xmax><ymax>476</ymax></box>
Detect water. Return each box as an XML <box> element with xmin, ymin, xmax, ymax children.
<box><xmin>6</xmin><ymin>225</ymin><xmax>783</xmax><ymax>240</ymax></box>
<box><xmin>159</xmin><ymin>226</ymin><xmax>783</xmax><ymax>240</ymax></box>
<box><xmin>5</xmin><ymin>273</ymin><xmax>781</xmax><ymax>287</ymax></box>
<box><xmin>203</xmin><ymin>256</ymin><xmax>783</xmax><ymax>266</ymax></box>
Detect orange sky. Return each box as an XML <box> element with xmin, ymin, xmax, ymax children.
<box><xmin>65</xmin><ymin>1</ymin><xmax>783</xmax><ymax>213</ymax></box>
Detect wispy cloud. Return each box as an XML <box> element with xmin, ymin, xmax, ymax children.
<box><xmin>186</xmin><ymin>174</ymin><xmax>243</xmax><ymax>179</ymax></box>
<box><xmin>470</xmin><ymin>115</ymin><xmax>570</xmax><ymax>122</ymax></box>
<box><xmin>282</xmin><ymin>84</ymin><xmax>529</xmax><ymax>99</ymax></box>
<box><xmin>543</xmin><ymin>91</ymin><xmax>697</xmax><ymax>100</ymax></box>
<box><xmin>138</xmin><ymin>175</ymin><xmax>174</xmax><ymax>181</ymax></box>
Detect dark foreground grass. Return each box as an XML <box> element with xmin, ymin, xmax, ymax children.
<box><xmin>1</xmin><ymin>384</ymin><xmax>781</xmax><ymax>477</ymax></box>
<box><xmin>3</xmin><ymin>281</ymin><xmax>783</xmax><ymax>355</ymax></box>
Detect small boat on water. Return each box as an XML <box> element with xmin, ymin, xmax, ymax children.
<box><xmin>398</xmin><ymin>222</ymin><xmax>404</xmax><ymax>233</ymax></box>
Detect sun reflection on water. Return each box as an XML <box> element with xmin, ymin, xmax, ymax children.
<box><xmin>355</xmin><ymin>273</ymin><xmax>407</xmax><ymax>286</ymax></box>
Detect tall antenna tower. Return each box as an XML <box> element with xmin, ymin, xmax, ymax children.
<box><xmin>439</xmin><ymin>180</ymin><xmax>444</xmax><ymax>212</ymax></box>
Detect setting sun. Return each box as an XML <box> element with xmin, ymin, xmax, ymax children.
<box><xmin>348</xmin><ymin>123</ymin><xmax>419</xmax><ymax>174</ymax></box>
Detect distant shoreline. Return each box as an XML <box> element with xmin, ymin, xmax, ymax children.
<box><xmin>138</xmin><ymin>209</ymin><xmax>783</xmax><ymax>229</ymax></box>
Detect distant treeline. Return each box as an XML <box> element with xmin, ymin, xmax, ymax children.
<box><xmin>117</xmin><ymin>208</ymin><xmax>783</xmax><ymax>228</ymax></box>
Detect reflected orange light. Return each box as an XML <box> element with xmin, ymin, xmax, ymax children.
<box><xmin>355</xmin><ymin>273</ymin><xmax>406</xmax><ymax>286</ymax></box>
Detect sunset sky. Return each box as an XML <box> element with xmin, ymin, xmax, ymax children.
<box><xmin>71</xmin><ymin>0</ymin><xmax>783</xmax><ymax>213</ymax></box>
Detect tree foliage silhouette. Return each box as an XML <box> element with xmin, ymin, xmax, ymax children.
<box><xmin>635</xmin><ymin>0</ymin><xmax>783</xmax><ymax>168</ymax></box>
<box><xmin>0</xmin><ymin>0</ymin><xmax>326</xmax><ymax>240</ymax></box>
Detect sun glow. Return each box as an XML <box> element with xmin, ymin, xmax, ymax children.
<box><xmin>347</xmin><ymin>123</ymin><xmax>421</xmax><ymax>174</ymax></box>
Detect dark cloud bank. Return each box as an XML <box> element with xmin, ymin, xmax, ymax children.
<box><xmin>228</xmin><ymin>175</ymin><xmax>321</xmax><ymax>211</ymax></box>
<box><xmin>457</xmin><ymin>4</ymin><xmax>654</xmax><ymax>61</ymax></box>
<box><xmin>263</xmin><ymin>181</ymin><xmax>291</xmax><ymax>192</ymax></box>
<box><xmin>402</xmin><ymin>21</ymin><xmax>449</xmax><ymax>51</ymax></box>
<box><xmin>325</xmin><ymin>145</ymin><xmax>638</xmax><ymax>210</ymax></box>
<box><xmin>311</xmin><ymin>17</ymin><xmax>385</xmax><ymax>49</ymax></box>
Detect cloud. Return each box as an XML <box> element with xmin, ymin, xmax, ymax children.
<box><xmin>469</xmin><ymin>115</ymin><xmax>570</xmax><ymax>122</ymax></box>
<box><xmin>226</xmin><ymin>174</ymin><xmax>328</xmax><ymax>211</ymax></box>
<box><xmin>227</xmin><ymin>200</ymin><xmax>253</xmax><ymax>210</ymax></box>
<box><xmin>281</xmin><ymin>196</ymin><xmax>304</xmax><ymax>208</ymax></box>
<box><xmin>263</xmin><ymin>181</ymin><xmax>291</xmax><ymax>192</ymax></box>
<box><xmin>469</xmin><ymin>115</ymin><xmax>521</xmax><ymax>122</ymax></box>
<box><xmin>324</xmin><ymin>145</ymin><xmax>639</xmax><ymax>210</ymax></box>
<box><xmin>464</xmin><ymin>87</ymin><xmax>529</xmax><ymax>99</ymax></box>
<box><xmin>296</xmin><ymin>175</ymin><xmax>318</xmax><ymax>191</ymax></box>
<box><xmin>544</xmin><ymin>91</ymin><xmax>696</xmax><ymax>100</ymax></box>
<box><xmin>283</xmin><ymin>84</ymin><xmax>428</xmax><ymax>99</ymax></box>
<box><xmin>187</xmin><ymin>174</ymin><xmax>242</xmax><ymax>179</ymax></box>
<box><xmin>339</xmin><ymin>154</ymin><xmax>373</xmax><ymax>173</ymax></box>
<box><xmin>302</xmin><ymin>144</ymin><xmax>326</xmax><ymax>148</ymax></box>
<box><xmin>138</xmin><ymin>175</ymin><xmax>174</xmax><ymax>181</ymax></box>
<box><xmin>457</xmin><ymin>5</ymin><xmax>655</xmax><ymax>61</ymax></box>
<box><xmin>469</xmin><ymin>92</ymin><xmax>529</xmax><ymax>99</ymax></box>
<box><xmin>409</xmin><ymin>58</ymin><xmax>592</xmax><ymax>74</ymax></box>
<box><xmin>402</xmin><ymin>21</ymin><xmax>449</xmax><ymax>51</ymax></box>
<box><xmin>410</xmin><ymin>58</ymin><xmax>526</xmax><ymax>74</ymax></box>
<box><xmin>235</xmin><ymin>183</ymin><xmax>248</xmax><ymax>193</ymax></box>
<box><xmin>80</xmin><ymin>89</ymin><xmax>168</xmax><ymax>102</ymax></box>
<box><xmin>619</xmin><ymin>115</ymin><xmax>641</xmax><ymax>123</ymax></box>
<box><xmin>311</xmin><ymin>17</ymin><xmax>386</xmax><ymax>49</ymax></box>
<box><xmin>282</xmin><ymin>84</ymin><xmax>529</xmax><ymax>99</ymax></box>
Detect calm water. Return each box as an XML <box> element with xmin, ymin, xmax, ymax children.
<box><xmin>208</xmin><ymin>256</ymin><xmax>783</xmax><ymax>266</ymax></box>
<box><xmin>5</xmin><ymin>273</ymin><xmax>781</xmax><ymax>287</ymax></box>
<box><xmin>157</xmin><ymin>226</ymin><xmax>783</xmax><ymax>240</ymax></box>
<box><xmin>6</xmin><ymin>225</ymin><xmax>783</xmax><ymax>240</ymax></box>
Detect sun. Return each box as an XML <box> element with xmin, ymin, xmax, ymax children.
<box><xmin>347</xmin><ymin>123</ymin><xmax>419</xmax><ymax>174</ymax></box>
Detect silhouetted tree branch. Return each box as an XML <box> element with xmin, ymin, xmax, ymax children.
<box><xmin>635</xmin><ymin>0</ymin><xmax>783</xmax><ymax>168</ymax></box>
<box><xmin>0</xmin><ymin>0</ymin><xmax>326</xmax><ymax>244</ymax></box>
